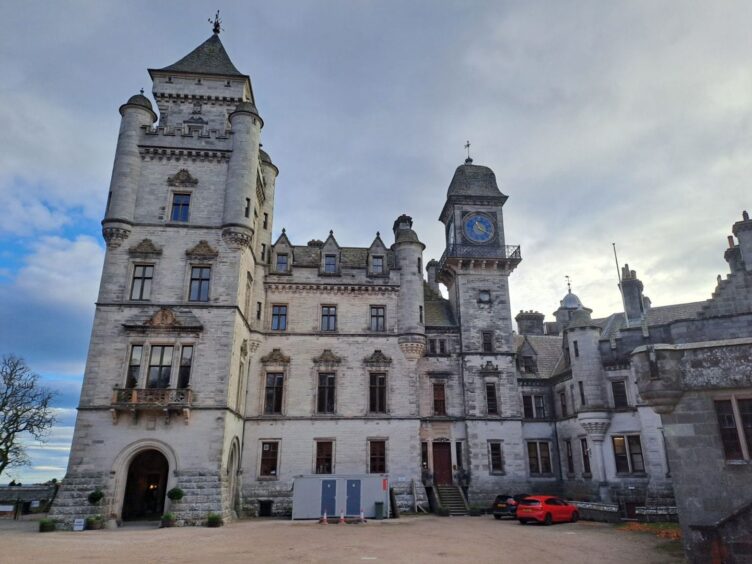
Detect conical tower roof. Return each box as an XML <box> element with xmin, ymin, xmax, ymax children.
<box><xmin>156</xmin><ymin>34</ymin><xmax>245</xmax><ymax>77</ymax></box>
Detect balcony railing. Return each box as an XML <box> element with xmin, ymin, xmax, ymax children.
<box><xmin>438</xmin><ymin>244</ymin><xmax>521</xmax><ymax>273</ymax></box>
<box><xmin>111</xmin><ymin>388</ymin><xmax>192</xmax><ymax>423</ymax></box>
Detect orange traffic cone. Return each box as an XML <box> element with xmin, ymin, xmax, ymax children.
<box><xmin>319</xmin><ymin>511</ymin><xmax>328</xmax><ymax>525</ymax></box>
<box><xmin>339</xmin><ymin>512</ymin><xmax>346</xmax><ymax>524</ymax></box>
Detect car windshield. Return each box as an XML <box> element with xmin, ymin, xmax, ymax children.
<box><xmin>518</xmin><ymin>499</ymin><xmax>541</xmax><ymax>506</ymax></box>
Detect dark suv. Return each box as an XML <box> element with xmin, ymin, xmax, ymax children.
<box><xmin>492</xmin><ymin>493</ymin><xmax>530</xmax><ymax>519</ymax></box>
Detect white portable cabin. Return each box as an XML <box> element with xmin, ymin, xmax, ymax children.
<box><xmin>292</xmin><ymin>474</ymin><xmax>390</xmax><ymax>520</ymax></box>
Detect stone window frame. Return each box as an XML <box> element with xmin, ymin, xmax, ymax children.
<box><xmin>270</xmin><ymin>303</ymin><xmax>288</xmax><ymax>332</ymax></box>
<box><xmin>609</xmin><ymin>379</ymin><xmax>630</xmax><ymax>409</ymax></box>
<box><xmin>432</xmin><ymin>382</ymin><xmax>447</xmax><ymax>416</ymax></box>
<box><xmin>579</xmin><ymin>436</ymin><xmax>592</xmax><ymax>478</ymax></box>
<box><xmin>315</xmin><ymin>372</ymin><xmax>337</xmax><ymax>415</ymax></box>
<box><xmin>559</xmin><ymin>390</ymin><xmax>568</xmax><ymax>418</ymax></box>
<box><xmin>320</xmin><ymin>304</ymin><xmax>338</xmax><ymax>332</ymax></box>
<box><xmin>487</xmin><ymin>440</ymin><xmax>505</xmax><ymax>475</ymax></box>
<box><xmin>712</xmin><ymin>393</ymin><xmax>752</xmax><ymax>462</ymax></box>
<box><xmin>186</xmin><ymin>263</ymin><xmax>212</xmax><ymax>303</ymax></box>
<box><xmin>367</xmin><ymin>438</ymin><xmax>388</xmax><ymax>474</ymax></box>
<box><xmin>369</xmin><ymin>304</ymin><xmax>386</xmax><ymax>332</ymax></box>
<box><xmin>313</xmin><ymin>438</ymin><xmax>336</xmax><ymax>474</ymax></box>
<box><xmin>522</xmin><ymin>394</ymin><xmax>547</xmax><ymax>419</ymax></box>
<box><xmin>563</xmin><ymin>439</ymin><xmax>575</xmax><ymax>476</ymax></box>
<box><xmin>481</xmin><ymin>331</ymin><xmax>494</xmax><ymax>353</ymax></box>
<box><xmin>167</xmin><ymin>190</ymin><xmax>193</xmax><ymax>224</ymax></box>
<box><xmin>259</xmin><ymin>353</ymin><xmax>290</xmax><ymax>416</ymax></box>
<box><xmin>526</xmin><ymin>440</ymin><xmax>554</xmax><ymax>477</ymax></box>
<box><xmin>257</xmin><ymin>439</ymin><xmax>281</xmax><ymax>480</ymax></box>
<box><xmin>368</xmin><ymin>254</ymin><xmax>387</xmax><ymax>277</ymax></box>
<box><xmin>611</xmin><ymin>434</ymin><xmax>646</xmax><ymax>475</ymax></box>
<box><xmin>129</xmin><ymin>262</ymin><xmax>156</xmax><ymax>302</ymax></box>
<box><xmin>124</xmin><ymin>342</ymin><xmax>145</xmax><ymax>389</ymax></box>
<box><xmin>275</xmin><ymin>253</ymin><xmax>290</xmax><ymax>274</ymax></box>
<box><xmin>484</xmin><ymin>378</ymin><xmax>500</xmax><ymax>416</ymax></box>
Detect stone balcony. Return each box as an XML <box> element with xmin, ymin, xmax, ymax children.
<box><xmin>110</xmin><ymin>387</ymin><xmax>192</xmax><ymax>424</ymax></box>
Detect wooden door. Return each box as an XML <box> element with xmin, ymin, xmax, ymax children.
<box><xmin>432</xmin><ymin>442</ymin><xmax>453</xmax><ymax>485</ymax></box>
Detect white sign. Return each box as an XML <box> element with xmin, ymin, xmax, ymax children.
<box><xmin>31</xmin><ymin>500</ymin><xmax>40</xmax><ymax>508</ymax></box>
<box><xmin>73</xmin><ymin>518</ymin><xmax>85</xmax><ymax>531</ymax></box>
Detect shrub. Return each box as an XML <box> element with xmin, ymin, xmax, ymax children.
<box><xmin>85</xmin><ymin>515</ymin><xmax>104</xmax><ymax>530</ymax></box>
<box><xmin>87</xmin><ymin>489</ymin><xmax>104</xmax><ymax>505</ymax></box>
<box><xmin>39</xmin><ymin>518</ymin><xmax>55</xmax><ymax>532</ymax></box>
<box><xmin>167</xmin><ymin>487</ymin><xmax>185</xmax><ymax>501</ymax></box>
<box><xmin>161</xmin><ymin>512</ymin><xmax>176</xmax><ymax>528</ymax></box>
<box><xmin>206</xmin><ymin>512</ymin><xmax>223</xmax><ymax>527</ymax></box>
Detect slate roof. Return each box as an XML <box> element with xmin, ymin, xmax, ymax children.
<box><xmin>157</xmin><ymin>34</ymin><xmax>245</xmax><ymax>77</ymax></box>
<box><xmin>597</xmin><ymin>301</ymin><xmax>704</xmax><ymax>340</ymax></box>
<box><xmin>424</xmin><ymin>284</ymin><xmax>457</xmax><ymax>327</ymax></box>
<box><xmin>515</xmin><ymin>334</ymin><xmax>564</xmax><ymax>378</ymax></box>
<box><xmin>447</xmin><ymin>163</ymin><xmax>507</xmax><ymax>199</ymax></box>
<box><xmin>289</xmin><ymin>246</ymin><xmax>396</xmax><ymax>269</ymax></box>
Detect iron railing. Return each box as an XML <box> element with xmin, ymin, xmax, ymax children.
<box><xmin>438</xmin><ymin>244</ymin><xmax>521</xmax><ymax>272</ymax></box>
<box><xmin>111</xmin><ymin>387</ymin><xmax>192</xmax><ymax>408</ymax></box>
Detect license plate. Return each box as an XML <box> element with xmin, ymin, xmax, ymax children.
<box><xmin>496</xmin><ymin>504</ymin><xmax>507</xmax><ymax>509</ymax></box>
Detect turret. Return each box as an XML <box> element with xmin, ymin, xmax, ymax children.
<box><xmin>566</xmin><ymin>308</ymin><xmax>607</xmax><ymax>409</ymax></box>
<box><xmin>222</xmin><ymin>101</ymin><xmax>263</xmax><ymax>247</ymax></box>
<box><xmin>392</xmin><ymin>214</ymin><xmax>426</xmax><ymax>360</ymax></box>
<box><xmin>620</xmin><ymin>264</ymin><xmax>645</xmax><ymax>323</ymax></box>
<box><xmin>102</xmin><ymin>92</ymin><xmax>156</xmax><ymax>248</ymax></box>
<box><xmin>732</xmin><ymin>210</ymin><xmax>752</xmax><ymax>271</ymax></box>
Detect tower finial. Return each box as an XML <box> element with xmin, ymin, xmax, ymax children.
<box><xmin>140</xmin><ymin>88</ymin><xmax>144</xmax><ymax>95</ymax></box>
<box><xmin>565</xmin><ymin>275</ymin><xmax>572</xmax><ymax>294</ymax></box>
<box><xmin>209</xmin><ymin>10</ymin><xmax>222</xmax><ymax>34</ymax></box>
<box><xmin>464</xmin><ymin>140</ymin><xmax>473</xmax><ymax>164</ymax></box>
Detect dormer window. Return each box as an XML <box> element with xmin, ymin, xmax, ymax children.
<box><xmin>276</xmin><ymin>254</ymin><xmax>289</xmax><ymax>273</ymax></box>
<box><xmin>324</xmin><ymin>254</ymin><xmax>337</xmax><ymax>273</ymax></box>
<box><xmin>372</xmin><ymin>256</ymin><xmax>384</xmax><ymax>274</ymax></box>
<box><xmin>520</xmin><ymin>356</ymin><xmax>537</xmax><ymax>374</ymax></box>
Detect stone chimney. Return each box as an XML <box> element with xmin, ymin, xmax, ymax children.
<box><xmin>426</xmin><ymin>259</ymin><xmax>440</xmax><ymax>294</ymax></box>
<box><xmin>516</xmin><ymin>310</ymin><xmax>545</xmax><ymax>336</ymax></box>
<box><xmin>620</xmin><ymin>264</ymin><xmax>645</xmax><ymax>323</ymax></box>
<box><xmin>731</xmin><ymin>211</ymin><xmax>752</xmax><ymax>271</ymax></box>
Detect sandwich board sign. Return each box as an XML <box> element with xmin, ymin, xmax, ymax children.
<box><xmin>73</xmin><ymin>518</ymin><xmax>85</xmax><ymax>531</ymax></box>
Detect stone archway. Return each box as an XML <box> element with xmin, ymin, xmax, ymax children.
<box><xmin>122</xmin><ymin>449</ymin><xmax>169</xmax><ymax>521</ymax></box>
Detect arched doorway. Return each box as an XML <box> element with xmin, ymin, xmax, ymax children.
<box><xmin>122</xmin><ymin>449</ymin><xmax>169</xmax><ymax>521</ymax></box>
<box><xmin>227</xmin><ymin>441</ymin><xmax>240</xmax><ymax>517</ymax></box>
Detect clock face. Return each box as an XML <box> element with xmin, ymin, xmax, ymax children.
<box><xmin>463</xmin><ymin>214</ymin><xmax>495</xmax><ymax>244</ymax></box>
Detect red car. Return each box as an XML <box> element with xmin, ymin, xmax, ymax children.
<box><xmin>516</xmin><ymin>495</ymin><xmax>579</xmax><ymax>525</ymax></box>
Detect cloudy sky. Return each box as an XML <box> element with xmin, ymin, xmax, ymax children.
<box><xmin>1</xmin><ymin>1</ymin><xmax>751</xmax><ymax>482</ymax></box>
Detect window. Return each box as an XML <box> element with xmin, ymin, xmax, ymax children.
<box><xmin>171</xmin><ymin>193</ymin><xmax>190</xmax><ymax>222</ymax></box>
<box><xmin>189</xmin><ymin>266</ymin><xmax>211</xmax><ymax>302</ymax></box>
<box><xmin>177</xmin><ymin>345</ymin><xmax>193</xmax><ymax>388</ymax></box>
<box><xmin>244</xmin><ymin>273</ymin><xmax>252</xmax><ymax>319</ymax></box>
<box><xmin>527</xmin><ymin>441</ymin><xmax>552</xmax><ymax>475</ymax></box>
<box><xmin>433</xmin><ymin>383</ymin><xmax>446</xmax><ymax>415</ymax></box>
<box><xmin>520</xmin><ymin>356</ymin><xmax>537</xmax><ymax>374</ymax></box>
<box><xmin>612</xmin><ymin>435</ymin><xmax>645</xmax><ymax>474</ymax></box>
<box><xmin>372</xmin><ymin>255</ymin><xmax>384</xmax><ymax>274</ymax></box>
<box><xmin>428</xmin><ymin>339</ymin><xmax>437</xmax><ymax>355</ymax></box>
<box><xmin>714</xmin><ymin>398</ymin><xmax>752</xmax><ymax>460</ymax></box>
<box><xmin>317</xmin><ymin>373</ymin><xmax>336</xmax><ymax>414</ymax></box>
<box><xmin>559</xmin><ymin>392</ymin><xmax>568</xmax><ymax>417</ymax></box>
<box><xmin>126</xmin><ymin>345</ymin><xmax>143</xmax><ymax>388</ymax></box>
<box><xmin>321</xmin><ymin>306</ymin><xmax>337</xmax><ymax>331</ymax></box>
<box><xmin>369</xmin><ymin>440</ymin><xmax>386</xmax><ymax>473</ymax></box>
<box><xmin>478</xmin><ymin>290</ymin><xmax>491</xmax><ymax>303</ymax></box>
<box><xmin>565</xmin><ymin>440</ymin><xmax>574</xmax><ymax>474</ymax></box>
<box><xmin>489</xmin><ymin>441</ymin><xmax>504</xmax><ymax>473</ymax></box>
<box><xmin>369</xmin><ymin>373</ymin><xmax>387</xmax><ymax>413</ymax></box>
<box><xmin>276</xmin><ymin>254</ymin><xmax>289</xmax><ymax>273</ymax></box>
<box><xmin>264</xmin><ymin>373</ymin><xmax>284</xmax><ymax>414</ymax></box>
<box><xmin>612</xmin><ymin>381</ymin><xmax>629</xmax><ymax>408</ymax></box>
<box><xmin>578</xmin><ymin>381</ymin><xmax>586</xmax><ymax>406</ymax></box>
<box><xmin>580</xmin><ymin>438</ymin><xmax>591</xmax><ymax>474</ymax></box>
<box><xmin>259</xmin><ymin>441</ymin><xmax>279</xmax><ymax>477</ymax></box>
<box><xmin>256</xmin><ymin>301</ymin><xmax>262</xmax><ymax>320</ymax></box>
<box><xmin>315</xmin><ymin>441</ymin><xmax>333</xmax><ymax>474</ymax></box>
<box><xmin>482</xmin><ymin>331</ymin><xmax>493</xmax><ymax>353</ymax></box>
<box><xmin>486</xmin><ymin>383</ymin><xmax>498</xmax><ymax>415</ymax></box>
<box><xmin>417</xmin><ymin>257</ymin><xmax>422</xmax><ymax>274</ymax></box>
<box><xmin>455</xmin><ymin>442</ymin><xmax>463</xmax><ymax>469</ymax></box>
<box><xmin>271</xmin><ymin>305</ymin><xmax>287</xmax><ymax>331</ymax></box>
<box><xmin>263</xmin><ymin>213</ymin><xmax>268</xmax><ymax>229</ymax></box>
<box><xmin>236</xmin><ymin>361</ymin><xmax>245</xmax><ymax>411</ymax></box>
<box><xmin>244</xmin><ymin>198</ymin><xmax>251</xmax><ymax>218</ymax></box>
<box><xmin>147</xmin><ymin>345</ymin><xmax>173</xmax><ymax>389</ymax></box>
<box><xmin>523</xmin><ymin>395</ymin><xmax>546</xmax><ymax>419</ymax></box>
<box><xmin>130</xmin><ymin>265</ymin><xmax>154</xmax><ymax>301</ymax></box>
<box><xmin>419</xmin><ymin>306</ymin><xmax>423</xmax><ymax>324</ymax></box>
<box><xmin>573</xmin><ymin>340</ymin><xmax>580</xmax><ymax>358</ymax></box>
<box><xmin>438</xmin><ymin>340</ymin><xmax>446</xmax><ymax>355</ymax></box>
<box><xmin>370</xmin><ymin>306</ymin><xmax>385</xmax><ymax>332</ymax></box>
<box><xmin>261</xmin><ymin>244</ymin><xmax>266</xmax><ymax>261</ymax></box>
<box><xmin>421</xmin><ymin>442</ymin><xmax>429</xmax><ymax>469</ymax></box>
<box><xmin>324</xmin><ymin>254</ymin><xmax>337</xmax><ymax>273</ymax></box>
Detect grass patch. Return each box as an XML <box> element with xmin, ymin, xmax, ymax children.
<box><xmin>617</xmin><ymin>521</ymin><xmax>681</xmax><ymax>540</ymax></box>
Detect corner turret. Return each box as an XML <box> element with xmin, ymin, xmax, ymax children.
<box><xmin>392</xmin><ymin>214</ymin><xmax>426</xmax><ymax>360</ymax></box>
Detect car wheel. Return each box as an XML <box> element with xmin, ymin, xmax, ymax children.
<box><xmin>518</xmin><ymin>519</ymin><xmax>527</xmax><ymax>525</ymax></box>
<box><xmin>493</xmin><ymin>515</ymin><xmax>501</xmax><ymax>520</ymax></box>
<box><xmin>571</xmin><ymin>511</ymin><xmax>579</xmax><ymax>523</ymax></box>
<box><xmin>544</xmin><ymin>513</ymin><xmax>552</xmax><ymax>526</ymax></box>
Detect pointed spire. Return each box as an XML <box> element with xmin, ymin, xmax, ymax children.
<box><xmin>157</xmin><ymin>33</ymin><xmax>244</xmax><ymax>77</ymax></box>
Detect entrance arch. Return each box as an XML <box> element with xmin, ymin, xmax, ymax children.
<box><xmin>122</xmin><ymin>449</ymin><xmax>169</xmax><ymax>521</ymax></box>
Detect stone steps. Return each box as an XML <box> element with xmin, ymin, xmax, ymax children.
<box><xmin>436</xmin><ymin>485</ymin><xmax>469</xmax><ymax>516</ymax></box>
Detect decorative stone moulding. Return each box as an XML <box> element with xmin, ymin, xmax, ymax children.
<box><xmin>398</xmin><ymin>336</ymin><xmax>425</xmax><ymax>361</ymax></box>
<box><xmin>221</xmin><ymin>227</ymin><xmax>253</xmax><ymax>250</ymax></box>
<box><xmin>128</xmin><ymin>238</ymin><xmax>162</xmax><ymax>257</ymax></box>
<box><xmin>313</xmin><ymin>349</ymin><xmax>342</xmax><ymax>366</ymax></box>
<box><xmin>186</xmin><ymin>240</ymin><xmax>219</xmax><ymax>259</ymax></box>
<box><xmin>363</xmin><ymin>350</ymin><xmax>393</xmax><ymax>366</ymax></box>
<box><xmin>260</xmin><ymin>348</ymin><xmax>290</xmax><ymax>365</ymax></box>
<box><xmin>265</xmin><ymin>282</ymin><xmax>398</xmax><ymax>295</ymax></box>
<box><xmin>102</xmin><ymin>226</ymin><xmax>131</xmax><ymax>249</ymax></box>
<box><xmin>167</xmin><ymin>168</ymin><xmax>199</xmax><ymax>187</ymax></box>
<box><xmin>577</xmin><ymin>411</ymin><xmax>612</xmax><ymax>441</ymax></box>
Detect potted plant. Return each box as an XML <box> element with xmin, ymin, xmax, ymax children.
<box><xmin>206</xmin><ymin>512</ymin><xmax>223</xmax><ymax>527</ymax></box>
<box><xmin>161</xmin><ymin>512</ymin><xmax>176</xmax><ymax>528</ymax></box>
<box><xmin>86</xmin><ymin>515</ymin><xmax>104</xmax><ymax>530</ymax></box>
<box><xmin>39</xmin><ymin>518</ymin><xmax>56</xmax><ymax>532</ymax></box>
<box><xmin>436</xmin><ymin>507</ymin><xmax>450</xmax><ymax>517</ymax></box>
<box><xmin>167</xmin><ymin>487</ymin><xmax>185</xmax><ymax>501</ymax></box>
<box><xmin>87</xmin><ymin>489</ymin><xmax>104</xmax><ymax>505</ymax></box>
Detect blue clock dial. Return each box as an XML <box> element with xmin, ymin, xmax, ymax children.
<box><xmin>464</xmin><ymin>214</ymin><xmax>495</xmax><ymax>243</ymax></box>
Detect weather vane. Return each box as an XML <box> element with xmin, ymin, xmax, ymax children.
<box><xmin>565</xmin><ymin>275</ymin><xmax>572</xmax><ymax>294</ymax></box>
<box><xmin>464</xmin><ymin>140</ymin><xmax>473</xmax><ymax>164</ymax></box>
<box><xmin>209</xmin><ymin>10</ymin><xmax>223</xmax><ymax>34</ymax></box>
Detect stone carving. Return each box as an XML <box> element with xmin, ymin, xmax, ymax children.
<box><xmin>313</xmin><ymin>349</ymin><xmax>342</xmax><ymax>365</ymax></box>
<box><xmin>240</xmin><ymin>339</ymin><xmax>248</xmax><ymax>358</ymax></box>
<box><xmin>147</xmin><ymin>308</ymin><xmax>180</xmax><ymax>328</ymax></box>
<box><xmin>167</xmin><ymin>168</ymin><xmax>199</xmax><ymax>187</ymax></box>
<box><xmin>102</xmin><ymin>226</ymin><xmax>130</xmax><ymax>249</ymax></box>
<box><xmin>128</xmin><ymin>238</ymin><xmax>162</xmax><ymax>257</ymax></box>
<box><xmin>363</xmin><ymin>350</ymin><xmax>392</xmax><ymax>366</ymax></box>
<box><xmin>480</xmin><ymin>361</ymin><xmax>499</xmax><ymax>373</ymax></box>
<box><xmin>260</xmin><ymin>348</ymin><xmax>290</xmax><ymax>365</ymax></box>
<box><xmin>399</xmin><ymin>341</ymin><xmax>425</xmax><ymax>361</ymax></box>
<box><xmin>222</xmin><ymin>228</ymin><xmax>253</xmax><ymax>249</ymax></box>
<box><xmin>186</xmin><ymin>240</ymin><xmax>218</xmax><ymax>258</ymax></box>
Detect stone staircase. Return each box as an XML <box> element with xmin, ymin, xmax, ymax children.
<box><xmin>435</xmin><ymin>485</ymin><xmax>469</xmax><ymax>516</ymax></box>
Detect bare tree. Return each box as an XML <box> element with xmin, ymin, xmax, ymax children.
<box><xmin>0</xmin><ymin>355</ymin><xmax>56</xmax><ymax>478</ymax></box>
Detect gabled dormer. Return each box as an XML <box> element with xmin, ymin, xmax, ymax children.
<box><xmin>320</xmin><ymin>231</ymin><xmax>341</xmax><ymax>276</ymax></box>
<box><xmin>367</xmin><ymin>232</ymin><xmax>389</xmax><ymax>277</ymax></box>
<box><xmin>272</xmin><ymin>229</ymin><xmax>293</xmax><ymax>274</ymax></box>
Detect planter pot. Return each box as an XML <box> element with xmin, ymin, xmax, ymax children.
<box><xmin>207</xmin><ymin>520</ymin><xmax>223</xmax><ymax>528</ymax></box>
<box><xmin>39</xmin><ymin>521</ymin><xmax>55</xmax><ymax>533</ymax></box>
<box><xmin>86</xmin><ymin>521</ymin><xmax>103</xmax><ymax>530</ymax></box>
<box><xmin>161</xmin><ymin>520</ymin><xmax>176</xmax><ymax>528</ymax></box>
